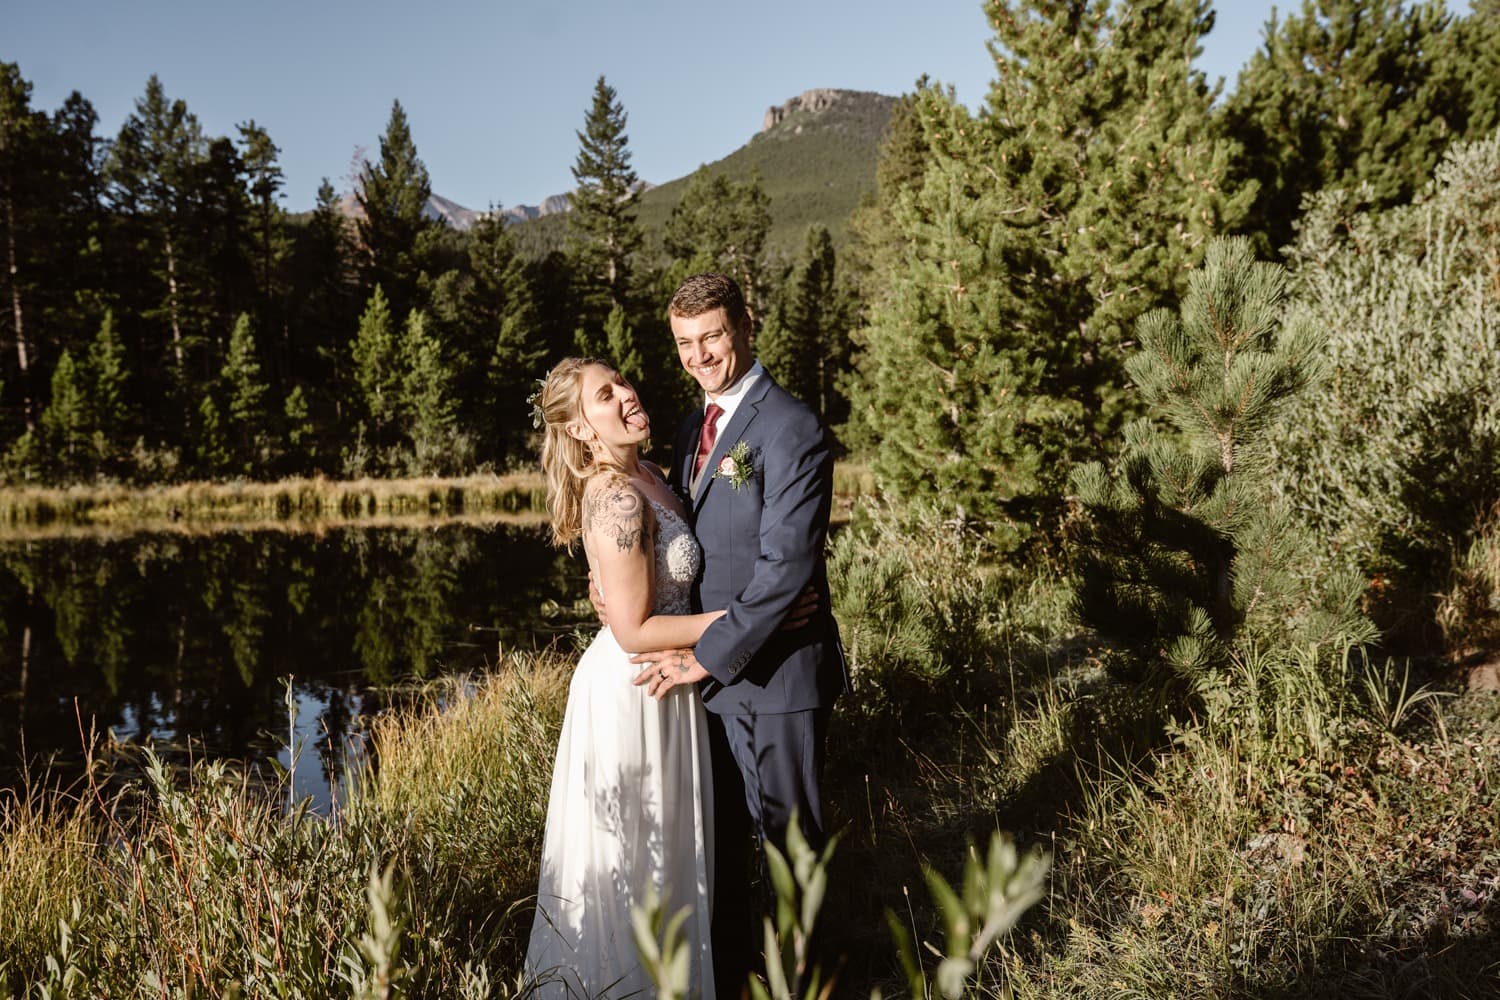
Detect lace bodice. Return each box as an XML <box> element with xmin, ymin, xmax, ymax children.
<box><xmin>647</xmin><ymin>498</ymin><xmax>700</xmax><ymax>616</ymax></box>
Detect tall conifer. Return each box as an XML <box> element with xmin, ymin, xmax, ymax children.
<box><xmin>357</xmin><ymin>100</ymin><xmax>434</xmax><ymax>319</ymax></box>
<box><xmin>661</xmin><ymin>167</ymin><xmax>772</xmax><ymax>315</ymax></box>
<box><xmin>1225</xmin><ymin>0</ymin><xmax>1461</xmax><ymax>253</ymax></box>
<box><xmin>851</xmin><ymin>1</ymin><xmax>1248</xmax><ymax>543</ymax></box>
<box><xmin>567</xmin><ymin>76</ymin><xmax>643</xmax><ymax>340</ymax></box>
<box><xmin>758</xmin><ymin>225</ymin><xmax>848</xmax><ymax>426</ymax></box>
<box><xmin>350</xmin><ymin>284</ymin><xmax>400</xmax><ymax>453</ymax></box>
<box><xmin>399</xmin><ymin>308</ymin><xmax>466</xmax><ymax>475</ymax></box>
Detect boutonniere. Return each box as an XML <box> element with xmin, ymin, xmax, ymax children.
<box><xmin>713</xmin><ymin>440</ymin><xmax>757</xmax><ymax>490</ymax></box>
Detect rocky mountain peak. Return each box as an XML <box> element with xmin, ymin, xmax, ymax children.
<box><xmin>760</xmin><ymin>88</ymin><xmax>889</xmax><ymax>133</ymax></box>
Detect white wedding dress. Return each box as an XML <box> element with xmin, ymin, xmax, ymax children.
<box><xmin>524</xmin><ymin>498</ymin><xmax>717</xmax><ymax>999</ymax></box>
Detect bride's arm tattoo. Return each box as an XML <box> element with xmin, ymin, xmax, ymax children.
<box><xmin>585</xmin><ymin>480</ymin><xmax>650</xmax><ymax>554</ymax></box>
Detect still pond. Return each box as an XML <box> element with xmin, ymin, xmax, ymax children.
<box><xmin>0</xmin><ymin>518</ymin><xmax>589</xmax><ymax>807</ymax></box>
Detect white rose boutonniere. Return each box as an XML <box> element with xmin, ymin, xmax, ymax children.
<box><xmin>713</xmin><ymin>440</ymin><xmax>756</xmax><ymax>490</ymax></box>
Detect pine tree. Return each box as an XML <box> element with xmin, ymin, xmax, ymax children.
<box><xmin>850</xmin><ymin>2</ymin><xmax>1249</xmax><ymax>545</ymax></box>
<box><xmin>283</xmin><ymin>385</ymin><xmax>314</xmax><ymax>472</ymax></box>
<box><xmin>236</xmin><ymin>120</ymin><xmax>289</xmax><ymax>361</ymax></box>
<box><xmin>106</xmin><ymin>76</ymin><xmax>213</xmax><ymax>430</ymax></box>
<box><xmin>291</xmin><ymin>178</ymin><xmax>357</xmax><ymax>423</ymax></box>
<box><xmin>350</xmin><ymin>285</ymin><xmax>400</xmax><ymax>453</ymax></box>
<box><xmin>758</xmin><ymin>225</ymin><xmax>848</xmax><ymax>425</ymax></box>
<box><xmin>1440</xmin><ymin>0</ymin><xmax>1500</xmax><ymax>137</ymax></box>
<box><xmin>661</xmin><ymin>167</ymin><xmax>772</xmax><ymax>314</ymax></box>
<box><xmin>357</xmin><ymin>100</ymin><xmax>435</xmax><ymax>319</ymax></box>
<box><xmin>38</xmin><ymin>349</ymin><xmax>89</xmax><ymax>479</ymax></box>
<box><xmin>1225</xmin><ymin>0</ymin><xmax>1462</xmax><ymax>254</ymax></box>
<box><xmin>567</xmin><ymin>77</ymin><xmax>643</xmax><ymax>331</ymax></box>
<box><xmin>602</xmin><ymin>304</ymin><xmax>645</xmax><ymax>388</ymax></box>
<box><xmin>440</xmin><ymin>211</ymin><xmax>544</xmax><ymax>465</ymax></box>
<box><xmin>221</xmin><ymin>312</ymin><xmax>269</xmax><ymax>473</ymax></box>
<box><xmin>0</xmin><ymin>62</ymin><xmax>46</xmax><ymax>433</ymax></box>
<box><xmin>195</xmin><ymin>392</ymin><xmax>229</xmax><ymax>477</ymax></box>
<box><xmin>398</xmin><ymin>308</ymin><xmax>466</xmax><ymax>475</ymax></box>
<box><xmin>1070</xmin><ymin>237</ymin><xmax>1368</xmax><ymax>701</ymax></box>
<box><xmin>86</xmin><ymin>309</ymin><xmax>128</xmax><ymax>467</ymax></box>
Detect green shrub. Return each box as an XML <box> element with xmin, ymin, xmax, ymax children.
<box><xmin>1272</xmin><ymin>129</ymin><xmax>1500</xmax><ymax>650</ymax></box>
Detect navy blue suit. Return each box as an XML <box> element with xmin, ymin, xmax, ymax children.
<box><xmin>675</xmin><ymin>370</ymin><xmax>846</xmax><ymax>994</ymax></box>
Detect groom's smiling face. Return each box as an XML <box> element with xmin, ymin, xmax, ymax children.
<box><xmin>670</xmin><ymin>307</ymin><xmax>753</xmax><ymax>399</ymax></box>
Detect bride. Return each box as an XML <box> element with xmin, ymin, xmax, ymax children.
<box><xmin>524</xmin><ymin>357</ymin><xmax>721</xmax><ymax>999</ymax></box>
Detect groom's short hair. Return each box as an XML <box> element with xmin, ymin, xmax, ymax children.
<box><xmin>669</xmin><ymin>272</ymin><xmax>750</xmax><ymax>335</ymax></box>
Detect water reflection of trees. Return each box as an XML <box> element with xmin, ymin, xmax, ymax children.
<box><xmin>0</xmin><ymin>522</ymin><xmax>583</xmax><ymax>790</ymax></box>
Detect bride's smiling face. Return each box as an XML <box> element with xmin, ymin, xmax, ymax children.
<box><xmin>569</xmin><ymin>363</ymin><xmax>650</xmax><ymax>452</ymax></box>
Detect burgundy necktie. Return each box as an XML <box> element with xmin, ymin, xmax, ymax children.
<box><xmin>694</xmin><ymin>403</ymin><xmax>723</xmax><ymax>478</ymax></box>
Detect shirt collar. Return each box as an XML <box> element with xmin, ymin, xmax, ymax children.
<box><xmin>705</xmin><ymin>360</ymin><xmax>764</xmax><ymax>425</ymax></box>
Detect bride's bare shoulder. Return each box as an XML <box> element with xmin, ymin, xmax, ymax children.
<box><xmin>582</xmin><ymin>471</ymin><xmax>651</xmax><ymax>554</ymax></box>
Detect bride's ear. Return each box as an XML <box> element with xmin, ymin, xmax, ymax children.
<box><xmin>565</xmin><ymin>420</ymin><xmax>592</xmax><ymax>444</ymax></box>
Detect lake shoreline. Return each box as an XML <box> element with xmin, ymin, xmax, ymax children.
<box><xmin>0</xmin><ymin>464</ymin><xmax>875</xmax><ymax>534</ymax></box>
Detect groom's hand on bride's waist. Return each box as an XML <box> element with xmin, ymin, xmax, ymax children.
<box><xmin>631</xmin><ymin>648</ymin><xmax>710</xmax><ymax>699</ymax></box>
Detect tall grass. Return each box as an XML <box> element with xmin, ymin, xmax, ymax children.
<box><xmin>0</xmin><ymin>649</ymin><xmax>574</xmax><ymax>997</ymax></box>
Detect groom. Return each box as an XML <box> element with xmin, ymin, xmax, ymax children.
<box><xmin>631</xmin><ymin>272</ymin><xmax>847</xmax><ymax>995</ymax></box>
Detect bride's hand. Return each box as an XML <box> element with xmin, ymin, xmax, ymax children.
<box><xmin>631</xmin><ymin>648</ymin><xmax>710</xmax><ymax>699</ymax></box>
<box><xmin>779</xmin><ymin>585</ymin><xmax>820</xmax><ymax>631</ymax></box>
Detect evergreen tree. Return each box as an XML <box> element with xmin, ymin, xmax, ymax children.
<box><xmin>290</xmin><ymin>178</ymin><xmax>357</xmax><ymax>425</ymax></box>
<box><xmin>194</xmin><ymin>392</ymin><xmax>229</xmax><ymax>477</ymax></box>
<box><xmin>1070</xmin><ymin>237</ymin><xmax>1369</xmax><ymax>704</ymax></box>
<box><xmin>350</xmin><ymin>285</ymin><xmax>400</xmax><ymax>454</ymax></box>
<box><xmin>1440</xmin><ymin>0</ymin><xmax>1500</xmax><ymax>137</ymax></box>
<box><xmin>356</xmin><ymin>100</ymin><xmax>435</xmax><ymax>319</ymax></box>
<box><xmin>1225</xmin><ymin>0</ymin><xmax>1462</xmax><ymax>254</ymax></box>
<box><xmin>661</xmin><ymin>167</ymin><xmax>772</xmax><ymax>315</ymax></box>
<box><xmin>430</xmin><ymin>211</ymin><xmax>544</xmax><ymax>465</ymax></box>
<box><xmin>282</xmin><ymin>385</ymin><xmax>315</xmax><ymax>473</ymax></box>
<box><xmin>758</xmin><ymin>225</ymin><xmax>849</xmax><ymax>426</ymax></box>
<box><xmin>85</xmin><ymin>309</ymin><xmax>129</xmax><ymax>468</ymax></box>
<box><xmin>38</xmin><ymin>349</ymin><xmax>89</xmax><ymax>479</ymax></box>
<box><xmin>106</xmin><ymin>75</ymin><xmax>213</xmax><ymax>432</ymax></box>
<box><xmin>221</xmin><ymin>312</ymin><xmax>269</xmax><ymax>473</ymax></box>
<box><xmin>236</xmin><ymin>120</ymin><xmax>290</xmax><ymax>366</ymax></box>
<box><xmin>398</xmin><ymin>308</ymin><xmax>466</xmax><ymax>475</ymax></box>
<box><xmin>567</xmin><ymin>76</ymin><xmax>643</xmax><ymax>336</ymax></box>
<box><xmin>602</xmin><ymin>304</ymin><xmax>645</xmax><ymax>389</ymax></box>
<box><xmin>851</xmin><ymin>2</ymin><xmax>1249</xmax><ymax>544</ymax></box>
<box><xmin>0</xmin><ymin>63</ymin><xmax>47</xmax><ymax>433</ymax></box>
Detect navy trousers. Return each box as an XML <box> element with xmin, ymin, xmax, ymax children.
<box><xmin>707</xmin><ymin>705</ymin><xmax>831</xmax><ymax>999</ymax></box>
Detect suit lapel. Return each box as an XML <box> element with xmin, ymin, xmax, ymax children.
<box><xmin>692</xmin><ymin>376</ymin><xmax>773</xmax><ymax>511</ymax></box>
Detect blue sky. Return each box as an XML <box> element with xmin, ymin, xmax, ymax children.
<box><xmin>11</xmin><ymin>0</ymin><xmax>1286</xmax><ymax>213</ymax></box>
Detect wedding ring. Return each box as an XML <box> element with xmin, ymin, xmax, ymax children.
<box><xmin>659</xmin><ymin>669</ymin><xmax>667</xmax><ymax>680</ymax></box>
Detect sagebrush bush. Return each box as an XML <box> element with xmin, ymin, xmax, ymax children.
<box><xmin>1272</xmin><ymin>129</ymin><xmax>1500</xmax><ymax>650</ymax></box>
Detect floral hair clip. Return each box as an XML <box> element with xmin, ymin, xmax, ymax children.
<box><xmin>526</xmin><ymin>378</ymin><xmax>546</xmax><ymax>429</ymax></box>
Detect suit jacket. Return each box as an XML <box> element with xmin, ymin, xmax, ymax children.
<box><xmin>675</xmin><ymin>371</ymin><xmax>847</xmax><ymax>716</ymax></box>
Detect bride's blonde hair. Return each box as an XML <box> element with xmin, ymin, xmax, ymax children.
<box><xmin>537</xmin><ymin>357</ymin><xmax>616</xmax><ymax>551</ymax></box>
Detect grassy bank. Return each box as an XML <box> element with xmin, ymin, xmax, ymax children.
<box><xmin>0</xmin><ymin>464</ymin><xmax>876</xmax><ymax>532</ymax></box>
<box><xmin>0</xmin><ymin>474</ymin><xmax>549</xmax><ymax>528</ymax></box>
